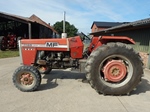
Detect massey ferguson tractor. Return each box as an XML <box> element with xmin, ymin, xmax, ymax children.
<box><xmin>12</xmin><ymin>34</ymin><xmax>143</xmax><ymax>95</ymax></box>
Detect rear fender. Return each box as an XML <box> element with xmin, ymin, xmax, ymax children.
<box><xmin>100</xmin><ymin>36</ymin><xmax>135</xmax><ymax>44</ymax></box>
<box><xmin>89</xmin><ymin>36</ymin><xmax>135</xmax><ymax>52</ymax></box>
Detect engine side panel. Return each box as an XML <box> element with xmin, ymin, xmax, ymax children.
<box><xmin>20</xmin><ymin>38</ymin><xmax>69</xmax><ymax>65</ymax></box>
<box><xmin>21</xmin><ymin>47</ymin><xmax>37</xmax><ymax>65</ymax></box>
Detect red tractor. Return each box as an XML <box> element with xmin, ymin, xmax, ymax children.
<box><xmin>0</xmin><ymin>33</ymin><xmax>22</xmax><ymax>50</ymax></box>
<box><xmin>12</xmin><ymin>34</ymin><xmax>143</xmax><ymax>95</ymax></box>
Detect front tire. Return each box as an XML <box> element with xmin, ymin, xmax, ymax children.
<box><xmin>13</xmin><ymin>66</ymin><xmax>41</xmax><ymax>92</ymax></box>
<box><xmin>85</xmin><ymin>42</ymin><xmax>143</xmax><ymax>95</ymax></box>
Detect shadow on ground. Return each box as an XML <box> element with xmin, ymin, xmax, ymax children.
<box><xmin>38</xmin><ymin>70</ymin><xmax>86</xmax><ymax>91</ymax></box>
<box><xmin>130</xmin><ymin>78</ymin><xmax>150</xmax><ymax>95</ymax></box>
<box><xmin>38</xmin><ymin>70</ymin><xmax>150</xmax><ymax>95</ymax></box>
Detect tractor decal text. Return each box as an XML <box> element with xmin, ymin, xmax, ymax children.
<box><xmin>46</xmin><ymin>42</ymin><xmax>58</xmax><ymax>47</ymax></box>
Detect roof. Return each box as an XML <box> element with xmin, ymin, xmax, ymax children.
<box><xmin>0</xmin><ymin>11</ymin><xmax>32</xmax><ymax>23</ymax></box>
<box><xmin>90</xmin><ymin>18</ymin><xmax>150</xmax><ymax>35</ymax></box>
<box><xmin>91</xmin><ymin>21</ymin><xmax>129</xmax><ymax>29</ymax></box>
<box><xmin>0</xmin><ymin>11</ymin><xmax>57</xmax><ymax>33</ymax></box>
<box><xmin>29</xmin><ymin>14</ymin><xmax>57</xmax><ymax>33</ymax></box>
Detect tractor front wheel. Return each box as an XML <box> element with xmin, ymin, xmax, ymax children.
<box><xmin>12</xmin><ymin>66</ymin><xmax>41</xmax><ymax>92</ymax></box>
<box><xmin>85</xmin><ymin>42</ymin><xmax>143</xmax><ymax>95</ymax></box>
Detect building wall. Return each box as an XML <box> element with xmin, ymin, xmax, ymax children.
<box><xmin>101</xmin><ymin>27</ymin><xmax>150</xmax><ymax>53</ymax></box>
<box><xmin>91</xmin><ymin>24</ymin><xmax>107</xmax><ymax>33</ymax></box>
<box><xmin>39</xmin><ymin>25</ymin><xmax>53</xmax><ymax>38</ymax></box>
<box><xmin>30</xmin><ymin>23</ymin><xmax>54</xmax><ymax>39</ymax></box>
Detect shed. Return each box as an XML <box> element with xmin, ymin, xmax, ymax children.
<box><xmin>0</xmin><ymin>11</ymin><xmax>58</xmax><ymax>39</ymax></box>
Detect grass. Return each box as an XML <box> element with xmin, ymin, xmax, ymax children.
<box><xmin>0</xmin><ymin>50</ymin><xmax>19</xmax><ymax>58</ymax></box>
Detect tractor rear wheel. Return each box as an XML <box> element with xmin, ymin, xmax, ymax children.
<box><xmin>12</xmin><ymin>66</ymin><xmax>41</xmax><ymax>92</ymax></box>
<box><xmin>85</xmin><ymin>42</ymin><xmax>143</xmax><ymax>95</ymax></box>
<box><xmin>0</xmin><ymin>36</ymin><xmax>7</xmax><ymax>51</ymax></box>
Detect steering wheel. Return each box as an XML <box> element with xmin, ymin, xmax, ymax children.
<box><xmin>78</xmin><ymin>32</ymin><xmax>91</xmax><ymax>41</ymax></box>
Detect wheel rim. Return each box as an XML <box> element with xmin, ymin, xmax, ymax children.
<box><xmin>20</xmin><ymin>73</ymin><xmax>34</xmax><ymax>85</ymax></box>
<box><xmin>17</xmin><ymin>71</ymin><xmax>35</xmax><ymax>87</ymax></box>
<box><xmin>99</xmin><ymin>55</ymin><xmax>133</xmax><ymax>87</ymax></box>
<box><xmin>103</xmin><ymin>60</ymin><xmax>127</xmax><ymax>82</ymax></box>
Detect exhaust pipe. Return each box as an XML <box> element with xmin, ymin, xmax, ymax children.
<box><xmin>61</xmin><ymin>11</ymin><xmax>67</xmax><ymax>38</ymax></box>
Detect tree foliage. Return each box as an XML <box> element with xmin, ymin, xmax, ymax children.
<box><xmin>53</xmin><ymin>21</ymin><xmax>78</xmax><ymax>37</ymax></box>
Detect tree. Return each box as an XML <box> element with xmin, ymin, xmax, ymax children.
<box><xmin>53</xmin><ymin>21</ymin><xmax>78</xmax><ymax>37</ymax></box>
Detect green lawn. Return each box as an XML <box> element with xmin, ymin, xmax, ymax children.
<box><xmin>0</xmin><ymin>50</ymin><xmax>19</xmax><ymax>58</ymax></box>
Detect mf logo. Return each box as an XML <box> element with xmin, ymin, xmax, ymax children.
<box><xmin>46</xmin><ymin>42</ymin><xmax>58</xmax><ymax>47</ymax></box>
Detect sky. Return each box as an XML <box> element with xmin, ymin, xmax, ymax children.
<box><xmin>0</xmin><ymin>0</ymin><xmax>150</xmax><ymax>34</ymax></box>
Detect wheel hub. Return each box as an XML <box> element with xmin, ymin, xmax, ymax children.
<box><xmin>103</xmin><ymin>60</ymin><xmax>127</xmax><ymax>82</ymax></box>
<box><xmin>20</xmin><ymin>73</ymin><xmax>33</xmax><ymax>85</ymax></box>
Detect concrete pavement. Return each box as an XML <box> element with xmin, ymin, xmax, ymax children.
<box><xmin>0</xmin><ymin>57</ymin><xmax>150</xmax><ymax>112</ymax></box>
